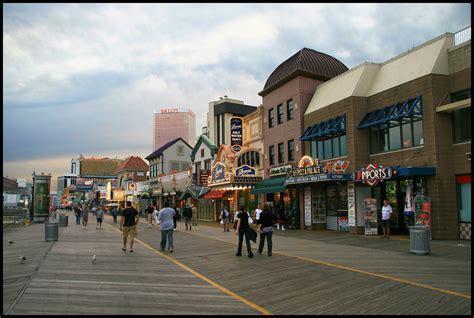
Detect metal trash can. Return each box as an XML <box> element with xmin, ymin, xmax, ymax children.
<box><xmin>45</xmin><ymin>221</ymin><xmax>59</xmax><ymax>241</ymax></box>
<box><xmin>59</xmin><ymin>214</ymin><xmax>68</xmax><ymax>227</ymax></box>
<box><xmin>409</xmin><ymin>226</ymin><xmax>431</xmax><ymax>255</ymax></box>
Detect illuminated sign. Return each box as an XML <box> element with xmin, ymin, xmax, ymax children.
<box><xmin>290</xmin><ymin>156</ymin><xmax>326</xmax><ymax>177</ymax></box>
<box><xmin>160</xmin><ymin>108</ymin><xmax>179</xmax><ymax>114</ymax></box>
<box><xmin>324</xmin><ymin>160</ymin><xmax>350</xmax><ymax>174</ymax></box>
<box><xmin>235</xmin><ymin>165</ymin><xmax>256</xmax><ymax>177</ymax></box>
<box><xmin>209</xmin><ymin>162</ymin><xmax>230</xmax><ymax>184</ymax></box>
<box><xmin>352</xmin><ymin>163</ymin><xmax>394</xmax><ymax>186</ymax></box>
<box><xmin>230</xmin><ymin>117</ymin><xmax>243</xmax><ymax>151</ymax></box>
<box><xmin>128</xmin><ymin>183</ymin><xmax>136</xmax><ymax>191</ymax></box>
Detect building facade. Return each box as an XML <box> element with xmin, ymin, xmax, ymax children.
<box><xmin>300</xmin><ymin>30</ymin><xmax>471</xmax><ymax>240</ymax></box>
<box><xmin>153</xmin><ymin>109</ymin><xmax>196</xmax><ymax>151</ymax></box>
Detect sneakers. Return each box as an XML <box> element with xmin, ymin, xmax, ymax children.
<box><xmin>257</xmin><ymin>250</ymin><xmax>262</xmax><ymax>255</ymax></box>
<box><xmin>122</xmin><ymin>248</ymin><xmax>126</xmax><ymax>251</ymax></box>
<box><xmin>248</xmin><ymin>254</ymin><xmax>254</xmax><ymax>258</ymax></box>
<box><xmin>235</xmin><ymin>253</ymin><xmax>242</xmax><ymax>256</ymax></box>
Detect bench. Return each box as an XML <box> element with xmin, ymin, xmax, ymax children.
<box><xmin>3</xmin><ymin>207</ymin><xmax>29</xmax><ymax>226</ymax></box>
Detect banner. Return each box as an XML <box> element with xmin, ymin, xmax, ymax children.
<box><xmin>364</xmin><ymin>198</ymin><xmax>378</xmax><ymax>235</ymax></box>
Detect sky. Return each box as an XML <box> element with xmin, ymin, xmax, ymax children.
<box><xmin>3</xmin><ymin>3</ymin><xmax>471</xmax><ymax>190</ymax></box>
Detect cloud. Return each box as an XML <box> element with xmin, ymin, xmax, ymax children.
<box><xmin>3</xmin><ymin>3</ymin><xmax>471</xmax><ymax>185</ymax></box>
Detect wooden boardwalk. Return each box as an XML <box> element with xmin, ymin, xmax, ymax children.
<box><xmin>3</xmin><ymin>210</ymin><xmax>471</xmax><ymax>315</ymax></box>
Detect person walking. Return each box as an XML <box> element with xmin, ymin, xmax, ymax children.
<box><xmin>183</xmin><ymin>204</ymin><xmax>193</xmax><ymax>231</ymax></box>
<box><xmin>120</xmin><ymin>201</ymin><xmax>140</xmax><ymax>252</ymax></box>
<box><xmin>276</xmin><ymin>205</ymin><xmax>287</xmax><ymax>230</ymax></box>
<box><xmin>253</xmin><ymin>205</ymin><xmax>263</xmax><ymax>226</ymax></box>
<box><xmin>74</xmin><ymin>204</ymin><xmax>81</xmax><ymax>225</ymax></box>
<box><xmin>153</xmin><ymin>206</ymin><xmax>160</xmax><ymax>225</ymax></box>
<box><xmin>111</xmin><ymin>207</ymin><xmax>118</xmax><ymax>223</ymax></box>
<box><xmin>235</xmin><ymin>205</ymin><xmax>254</xmax><ymax>258</ymax></box>
<box><xmin>172</xmin><ymin>206</ymin><xmax>180</xmax><ymax>231</ymax></box>
<box><xmin>158</xmin><ymin>201</ymin><xmax>176</xmax><ymax>252</ymax></box>
<box><xmin>96</xmin><ymin>206</ymin><xmax>104</xmax><ymax>229</ymax></box>
<box><xmin>146</xmin><ymin>204</ymin><xmax>155</xmax><ymax>227</ymax></box>
<box><xmin>219</xmin><ymin>204</ymin><xmax>230</xmax><ymax>232</ymax></box>
<box><xmin>381</xmin><ymin>199</ymin><xmax>393</xmax><ymax>239</ymax></box>
<box><xmin>191</xmin><ymin>204</ymin><xmax>198</xmax><ymax>226</ymax></box>
<box><xmin>81</xmin><ymin>204</ymin><xmax>89</xmax><ymax>228</ymax></box>
<box><xmin>257</xmin><ymin>204</ymin><xmax>274</xmax><ymax>256</ymax></box>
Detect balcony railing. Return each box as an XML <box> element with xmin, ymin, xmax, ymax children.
<box><xmin>454</xmin><ymin>26</ymin><xmax>471</xmax><ymax>46</ymax></box>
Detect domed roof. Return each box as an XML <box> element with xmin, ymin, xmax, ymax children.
<box><xmin>259</xmin><ymin>48</ymin><xmax>348</xmax><ymax>96</ymax></box>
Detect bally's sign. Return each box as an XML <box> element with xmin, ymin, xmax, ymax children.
<box><xmin>235</xmin><ymin>165</ymin><xmax>256</xmax><ymax>177</ymax></box>
<box><xmin>230</xmin><ymin>117</ymin><xmax>243</xmax><ymax>152</ymax></box>
<box><xmin>352</xmin><ymin>163</ymin><xmax>393</xmax><ymax>186</ymax></box>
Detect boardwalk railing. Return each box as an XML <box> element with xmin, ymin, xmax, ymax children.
<box><xmin>454</xmin><ymin>26</ymin><xmax>471</xmax><ymax>46</ymax></box>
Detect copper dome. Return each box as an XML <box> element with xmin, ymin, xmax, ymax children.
<box><xmin>259</xmin><ymin>48</ymin><xmax>348</xmax><ymax>96</ymax></box>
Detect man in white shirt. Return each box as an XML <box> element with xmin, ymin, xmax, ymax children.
<box><xmin>381</xmin><ymin>200</ymin><xmax>393</xmax><ymax>239</ymax></box>
<box><xmin>254</xmin><ymin>205</ymin><xmax>263</xmax><ymax>226</ymax></box>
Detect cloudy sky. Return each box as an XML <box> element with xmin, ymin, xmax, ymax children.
<box><xmin>3</xmin><ymin>3</ymin><xmax>471</xmax><ymax>189</ymax></box>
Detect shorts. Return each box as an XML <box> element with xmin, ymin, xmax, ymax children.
<box><xmin>96</xmin><ymin>218</ymin><xmax>103</xmax><ymax>223</ymax></box>
<box><xmin>122</xmin><ymin>224</ymin><xmax>137</xmax><ymax>237</ymax></box>
<box><xmin>382</xmin><ymin>219</ymin><xmax>391</xmax><ymax>227</ymax></box>
<box><xmin>148</xmin><ymin>214</ymin><xmax>153</xmax><ymax>221</ymax></box>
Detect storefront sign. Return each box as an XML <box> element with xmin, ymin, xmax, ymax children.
<box><xmin>304</xmin><ymin>187</ymin><xmax>312</xmax><ymax>226</ymax></box>
<box><xmin>324</xmin><ymin>160</ymin><xmax>350</xmax><ymax>174</ymax></box>
<box><xmin>291</xmin><ymin>156</ymin><xmax>326</xmax><ymax>177</ymax></box>
<box><xmin>76</xmin><ymin>185</ymin><xmax>93</xmax><ymax>192</ymax></box>
<box><xmin>208</xmin><ymin>162</ymin><xmax>230</xmax><ymax>185</ymax></box>
<box><xmin>199</xmin><ymin>171</ymin><xmax>209</xmax><ymax>186</ymax></box>
<box><xmin>230</xmin><ymin>117</ymin><xmax>243</xmax><ymax>151</ymax></box>
<box><xmin>269</xmin><ymin>165</ymin><xmax>293</xmax><ymax>177</ymax></box>
<box><xmin>235</xmin><ymin>165</ymin><xmax>256</xmax><ymax>177</ymax></box>
<box><xmin>364</xmin><ymin>198</ymin><xmax>378</xmax><ymax>235</ymax></box>
<box><xmin>160</xmin><ymin>108</ymin><xmax>179</xmax><ymax>114</ymax></box>
<box><xmin>286</xmin><ymin>173</ymin><xmax>350</xmax><ymax>185</ymax></box>
<box><xmin>128</xmin><ymin>183</ymin><xmax>136</xmax><ymax>191</ymax></box>
<box><xmin>348</xmin><ymin>183</ymin><xmax>356</xmax><ymax>226</ymax></box>
<box><xmin>353</xmin><ymin>163</ymin><xmax>393</xmax><ymax>186</ymax></box>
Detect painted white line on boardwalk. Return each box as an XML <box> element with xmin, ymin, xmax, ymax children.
<box><xmin>109</xmin><ymin>224</ymin><xmax>272</xmax><ymax>315</ymax></box>
<box><xmin>185</xmin><ymin>228</ymin><xmax>472</xmax><ymax>300</ymax></box>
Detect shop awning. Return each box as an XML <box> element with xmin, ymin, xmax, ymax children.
<box><xmin>357</xmin><ymin>96</ymin><xmax>423</xmax><ymax>129</ymax></box>
<box><xmin>250</xmin><ymin>176</ymin><xmax>287</xmax><ymax>194</ymax></box>
<box><xmin>179</xmin><ymin>184</ymin><xmax>211</xmax><ymax>200</ymax></box>
<box><xmin>203</xmin><ymin>189</ymin><xmax>228</xmax><ymax>199</ymax></box>
<box><xmin>396</xmin><ymin>166</ymin><xmax>436</xmax><ymax>177</ymax></box>
<box><xmin>300</xmin><ymin>114</ymin><xmax>346</xmax><ymax>141</ymax></box>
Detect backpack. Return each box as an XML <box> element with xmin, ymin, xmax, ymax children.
<box><xmin>221</xmin><ymin>209</ymin><xmax>228</xmax><ymax>219</ymax></box>
<box><xmin>174</xmin><ymin>208</ymin><xmax>181</xmax><ymax>220</ymax></box>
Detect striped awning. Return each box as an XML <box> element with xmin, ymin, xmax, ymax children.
<box><xmin>203</xmin><ymin>189</ymin><xmax>228</xmax><ymax>199</ymax></box>
<box><xmin>357</xmin><ymin>96</ymin><xmax>423</xmax><ymax>129</ymax></box>
<box><xmin>300</xmin><ymin>114</ymin><xmax>346</xmax><ymax>141</ymax></box>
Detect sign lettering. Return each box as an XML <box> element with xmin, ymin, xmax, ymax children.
<box><xmin>352</xmin><ymin>163</ymin><xmax>393</xmax><ymax>186</ymax></box>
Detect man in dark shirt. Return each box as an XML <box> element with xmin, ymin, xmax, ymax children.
<box><xmin>183</xmin><ymin>204</ymin><xmax>193</xmax><ymax>231</ymax></box>
<box><xmin>146</xmin><ymin>204</ymin><xmax>154</xmax><ymax>227</ymax></box>
<box><xmin>120</xmin><ymin>201</ymin><xmax>140</xmax><ymax>252</ymax></box>
<box><xmin>257</xmin><ymin>203</ymin><xmax>274</xmax><ymax>256</ymax></box>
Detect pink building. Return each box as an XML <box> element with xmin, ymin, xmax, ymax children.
<box><xmin>153</xmin><ymin>109</ymin><xmax>196</xmax><ymax>151</ymax></box>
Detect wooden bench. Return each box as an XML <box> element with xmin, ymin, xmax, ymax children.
<box><xmin>2</xmin><ymin>207</ymin><xmax>29</xmax><ymax>226</ymax></box>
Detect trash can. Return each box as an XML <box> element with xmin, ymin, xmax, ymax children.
<box><xmin>45</xmin><ymin>221</ymin><xmax>59</xmax><ymax>241</ymax></box>
<box><xmin>59</xmin><ymin>214</ymin><xmax>68</xmax><ymax>227</ymax></box>
<box><xmin>409</xmin><ymin>226</ymin><xmax>431</xmax><ymax>255</ymax></box>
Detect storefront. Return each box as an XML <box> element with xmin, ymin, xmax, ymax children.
<box><xmin>285</xmin><ymin>156</ymin><xmax>351</xmax><ymax>231</ymax></box>
<box><xmin>352</xmin><ymin>164</ymin><xmax>436</xmax><ymax>235</ymax></box>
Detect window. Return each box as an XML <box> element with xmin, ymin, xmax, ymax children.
<box><xmin>177</xmin><ymin>145</ymin><xmax>184</xmax><ymax>156</ymax></box>
<box><xmin>287</xmin><ymin>99</ymin><xmax>294</xmax><ymax>120</ymax></box>
<box><xmin>310</xmin><ymin>141</ymin><xmax>317</xmax><ymax>158</ymax></box>
<box><xmin>288</xmin><ymin>140</ymin><xmax>295</xmax><ymax>161</ymax></box>
<box><xmin>277</xmin><ymin>104</ymin><xmax>284</xmax><ymax>124</ymax></box>
<box><xmin>204</xmin><ymin>159</ymin><xmax>211</xmax><ymax>171</ymax></box>
<box><xmin>170</xmin><ymin>162</ymin><xmax>180</xmax><ymax>172</ymax></box>
<box><xmin>238</xmin><ymin>151</ymin><xmax>260</xmax><ymax>167</ymax></box>
<box><xmin>201</xmin><ymin>149</ymin><xmax>205</xmax><ymax>157</ymax></box>
<box><xmin>340</xmin><ymin>135</ymin><xmax>347</xmax><ymax>156</ymax></box>
<box><xmin>268</xmin><ymin>109</ymin><xmax>274</xmax><ymax>128</ymax></box>
<box><xmin>370</xmin><ymin>119</ymin><xmax>423</xmax><ymax>154</ymax></box>
<box><xmin>313</xmin><ymin>135</ymin><xmax>347</xmax><ymax>159</ymax></box>
<box><xmin>269</xmin><ymin>145</ymin><xmax>275</xmax><ymax>165</ymax></box>
<box><xmin>450</xmin><ymin>88</ymin><xmax>471</xmax><ymax>103</ymax></box>
<box><xmin>278</xmin><ymin>143</ymin><xmax>284</xmax><ymax>163</ymax></box>
<box><xmin>323</xmin><ymin>139</ymin><xmax>332</xmax><ymax>159</ymax></box>
<box><xmin>453</xmin><ymin>107</ymin><xmax>471</xmax><ymax>143</ymax></box>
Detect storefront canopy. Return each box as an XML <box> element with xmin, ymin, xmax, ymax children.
<box><xmin>395</xmin><ymin>166</ymin><xmax>436</xmax><ymax>177</ymax></box>
<box><xmin>357</xmin><ymin>95</ymin><xmax>423</xmax><ymax>129</ymax></box>
<box><xmin>251</xmin><ymin>176</ymin><xmax>287</xmax><ymax>194</ymax></box>
<box><xmin>179</xmin><ymin>184</ymin><xmax>211</xmax><ymax>200</ymax></box>
<box><xmin>203</xmin><ymin>189</ymin><xmax>228</xmax><ymax>199</ymax></box>
<box><xmin>300</xmin><ymin>114</ymin><xmax>346</xmax><ymax>141</ymax></box>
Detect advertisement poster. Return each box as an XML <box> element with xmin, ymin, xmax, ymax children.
<box><xmin>339</xmin><ymin>216</ymin><xmax>349</xmax><ymax>231</ymax></box>
<box><xmin>304</xmin><ymin>187</ymin><xmax>312</xmax><ymax>226</ymax></box>
<box><xmin>415</xmin><ymin>196</ymin><xmax>431</xmax><ymax>227</ymax></box>
<box><xmin>348</xmin><ymin>183</ymin><xmax>356</xmax><ymax>226</ymax></box>
<box><xmin>364</xmin><ymin>198</ymin><xmax>378</xmax><ymax>235</ymax></box>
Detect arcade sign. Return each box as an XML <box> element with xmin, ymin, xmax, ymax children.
<box><xmin>352</xmin><ymin>163</ymin><xmax>394</xmax><ymax>186</ymax></box>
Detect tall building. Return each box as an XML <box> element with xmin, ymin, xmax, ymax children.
<box><xmin>153</xmin><ymin>108</ymin><xmax>196</xmax><ymax>151</ymax></box>
<box><xmin>206</xmin><ymin>96</ymin><xmax>257</xmax><ymax>147</ymax></box>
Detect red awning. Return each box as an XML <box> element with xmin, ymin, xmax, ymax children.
<box><xmin>203</xmin><ymin>189</ymin><xmax>228</xmax><ymax>199</ymax></box>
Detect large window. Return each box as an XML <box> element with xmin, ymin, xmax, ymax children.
<box><xmin>370</xmin><ymin>118</ymin><xmax>423</xmax><ymax>154</ymax></box>
<box><xmin>310</xmin><ymin>135</ymin><xmax>347</xmax><ymax>160</ymax></box>
<box><xmin>269</xmin><ymin>145</ymin><xmax>275</xmax><ymax>165</ymax></box>
<box><xmin>278</xmin><ymin>143</ymin><xmax>284</xmax><ymax>163</ymax></box>
<box><xmin>268</xmin><ymin>109</ymin><xmax>274</xmax><ymax>128</ymax></box>
<box><xmin>277</xmin><ymin>104</ymin><xmax>284</xmax><ymax>124</ymax></box>
<box><xmin>288</xmin><ymin>139</ymin><xmax>295</xmax><ymax>161</ymax></box>
<box><xmin>287</xmin><ymin>99</ymin><xmax>294</xmax><ymax>120</ymax></box>
<box><xmin>453</xmin><ymin>107</ymin><xmax>471</xmax><ymax>143</ymax></box>
<box><xmin>237</xmin><ymin>151</ymin><xmax>260</xmax><ymax>167</ymax></box>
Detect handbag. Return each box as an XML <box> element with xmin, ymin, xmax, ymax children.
<box><xmin>249</xmin><ymin>228</ymin><xmax>257</xmax><ymax>242</ymax></box>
